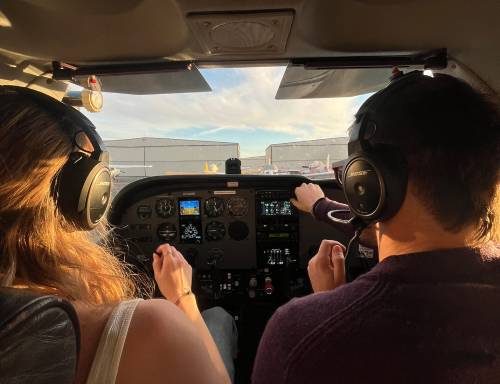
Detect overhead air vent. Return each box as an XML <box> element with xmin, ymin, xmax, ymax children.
<box><xmin>187</xmin><ymin>10</ymin><xmax>293</xmax><ymax>55</ymax></box>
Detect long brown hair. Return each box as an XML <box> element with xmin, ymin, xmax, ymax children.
<box><xmin>0</xmin><ymin>91</ymin><xmax>138</xmax><ymax>304</ymax></box>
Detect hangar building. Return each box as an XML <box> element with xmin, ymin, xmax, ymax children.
<box><xmin>105</xmin><ymin>137</ymin><xmax>239</xmax><ymax>179</ymax></box>
<box><xmin>265</xmin><ymin>137</ymin><xmax>348</xmax><ymax>171</ymax></box>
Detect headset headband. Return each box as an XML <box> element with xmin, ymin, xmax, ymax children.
<box><xmin>0</xmin><ymin>86</ymin><xmax>108</xmax><ymax>162</ymax></box>
<box><xmin>347</xmin><ymin>70</ymin><xmax>426</xmax><ymax>154</ymax></box>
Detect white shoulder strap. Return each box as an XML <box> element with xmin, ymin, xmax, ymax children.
<box><xmin>86</xmin><ymin>299</ymin><xmax>142</xmax><ymax>384</ymax></box>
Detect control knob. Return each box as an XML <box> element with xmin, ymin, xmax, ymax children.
<box><xmin>249</xmin><ymin>277</ymin><xmax>258</xmax><ymax>288</ymax></box>
<box><xmin>264</xmin><ymin>277</ymin><xmax>274</xmax><ymax>295</ymax></box>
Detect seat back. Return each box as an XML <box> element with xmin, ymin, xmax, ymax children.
<box><xmin>0</xmin><ymin>287</ymin><xmax>80</xmax><ymax>384</ymax></box>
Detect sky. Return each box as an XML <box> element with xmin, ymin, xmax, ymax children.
<box><xmin>82</xmin><ymin>66</ymin><xmax>368</xmax><ymax>158</ymax></box>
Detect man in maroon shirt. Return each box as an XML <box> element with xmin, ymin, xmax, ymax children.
<box><xmin>252</xmin><ymin>72</ymin><xmax>500</xmax><ymax>383</ymax></box>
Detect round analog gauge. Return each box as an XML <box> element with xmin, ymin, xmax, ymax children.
<box><xmin>205</xmin><ymin>197</ymin><xmax>225</xmax><ymax>217</ymax></box>
<box><xmin>157</xmin><ymin>223</ymin><xmax>177</xmax><ymax>242</ymax></box>
<box><xmin>207</xmin><ymin>248</ymin><xmax>224</xmax><ymax>266</ymax></box>
<box><xmin>136</xmin><ymin>205</ymin><xmax>152</xmax><ymax>220</ymax></box>
<box><xmin>227</xmin><ymin>197</ymin><xmax>248</xmax><ymax>216</ymax></box>
<box><xmin>228</xmin><ymin>220</ymin><xmax>249</xmax><ymax>241</ymax></box>
<box><xmin>155</xmin><ymin>198</ymin><xmax>176</xmax><ymax>218</ymax></box>
<box><xmin>206</xmin><ymin>221</ymin><xmax>226</xmax><ymax>241</ymax></box>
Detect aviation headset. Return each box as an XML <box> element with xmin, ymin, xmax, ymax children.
<box><xmin>0</xmin><ymin>86</ymin><xmax>112</xmax><ymax>230</ymax></box>
<box><xmin>341</xmin><ymin>70</ymin><xmax>429</xmax><ymax>225</ymax></box>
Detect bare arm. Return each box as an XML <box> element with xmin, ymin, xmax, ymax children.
<box><xmin>152</xmin><ymin>244</ymin><xmax>231</xmax><ymax>383</ymax></box>
<box><xmin>116</xmin><ymin>299</ymin><xmax>229</xmax><ymax>384</ymax></box>
<box><xmin>176</xmin><ymin>294</ymin><xmax>230</xmax><ymax>380</ymax></box>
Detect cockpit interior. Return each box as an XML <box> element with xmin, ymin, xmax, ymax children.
<box><xmin>0</xmin><ymin>0</ymin><xmax>499</xmax><ymax>383</ymax></box>
<box><xmin>108</xmin><ymin>174</ymin><xmax>371</xmax><ymax>379</ymax></box>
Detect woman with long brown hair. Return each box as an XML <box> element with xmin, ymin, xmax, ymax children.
<box><xmin>0</xmin><ymin>87</ymin><xmax>235</xmax><ymax>384</ymax></box>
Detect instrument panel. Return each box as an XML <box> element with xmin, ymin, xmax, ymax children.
<box><xmin>115</xmin><ymin>188</ymin><xmax>313</xmax><ymax>269</ymax></box>
<box><xmin>108</xmin><ymin>175</ymin><xmax>350</xmax><ymax>301</ymax></box>
<box><xmin>123</xmin><ymin>189</ymin><xmax>258</xmax><ymax>269</ymax></box>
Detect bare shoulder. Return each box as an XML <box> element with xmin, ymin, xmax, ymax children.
<box><xmin>132</xmin><ymin>298</ymin><xmax>186</xmax><ymax>329</ymax></box>
<box><xmin>116</xmin><ymin>299</ymin><xmax>219</xmax><ymax>384</ymax></box>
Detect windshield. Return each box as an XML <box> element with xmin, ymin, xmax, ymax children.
<box><xmin>82</xmin><ymin>66</ymin><xmax>369</xmax><ymax>183</ymax></box>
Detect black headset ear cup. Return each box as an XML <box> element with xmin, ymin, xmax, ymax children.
<box><xmin>343</xmin><ymin>155</ymin><xmax>384</xmax><ymax>219</ymax></box>
<box><xmin>55</xmin><ymin>153</ymin><xmax>111</xmax><ymax>229</ymax></box>
<box><xmin>343</xmin><ymin>150</ymin><xmax>407</xmax><ymax>222</ymax></box>
<box><xmin>377</xmin><ymin>149</ymin><xmax>408</xmax><ymax>221</ymax></box>
<box><xmin>0</xmin><ymin>86</ymin><xmax>111</xmax><ymax>230</ymax></box>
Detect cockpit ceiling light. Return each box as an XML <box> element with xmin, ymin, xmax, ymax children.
<box><xmin>187</xmin><ymin>10</ymin><xmax>293</xmax><ymax>55</ymax></box>
<box><xmin>0</xmin><ymin>10</ymin><xmax>12</xmax><ymax>28</ymax></box>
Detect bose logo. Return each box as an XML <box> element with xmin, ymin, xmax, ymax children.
<box><xmin>348</xmin><ymin>169</ymin><xmax>372</xmax><ymax>177</ymax></box>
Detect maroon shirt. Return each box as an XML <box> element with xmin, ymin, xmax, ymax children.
<box><xmin>313</xmin><ymin>198</ymin><xmax>352</xmax><ymax>231</ymax></box>
<box><xmin>252</xmin><ymin>244</ymin><xmax>500</xmax><ymax>383</ymax></box>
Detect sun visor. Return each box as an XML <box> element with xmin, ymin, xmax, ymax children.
<box><xmin>275</xmin><ymin>50</ymin><xmax>446</xmax><ymax>99</ymax></box>
<box><xmin>275</xmin><ymin>65</ymin><xmax>397</xmax><ymax>99</ymax></box>
<box><xmin>72</xmin><ymin>66</ymin><xmax>211</xmax><ymax>95</ymax></box>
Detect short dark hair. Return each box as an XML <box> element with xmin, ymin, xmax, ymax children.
<box><xmin>378</xmin><ymin>73</ymin><xmax>500</xmax><ymax>242</ymax></box>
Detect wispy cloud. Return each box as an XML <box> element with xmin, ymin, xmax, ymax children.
<box><xmin>83</xmin><ymin>67</ymin><xmax>365</xmax><ymax>157</ymax></box>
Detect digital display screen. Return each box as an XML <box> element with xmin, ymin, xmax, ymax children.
<box><xmin>268</xmin><ymin>233</ymin><xmax>290</xmax><ymax>239</ymax></box>
<box><xmin>180</xmin><ymin>222</ymin><xmax>202</xmax><ymax>244</ymax></box>
<box><xmin>263</xmin><ymin>248</ymin><xmax>290</xmax><ymax>266</ymax></box>
<box><xmin>260</xmin><ymin>200</ymin><xmax>293</xmax><ymax>216</ymax></box>
<box><xmin>179</xmin><ymin>200</ymin><xmax>201</xmax><ymax>216</ymax></box>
